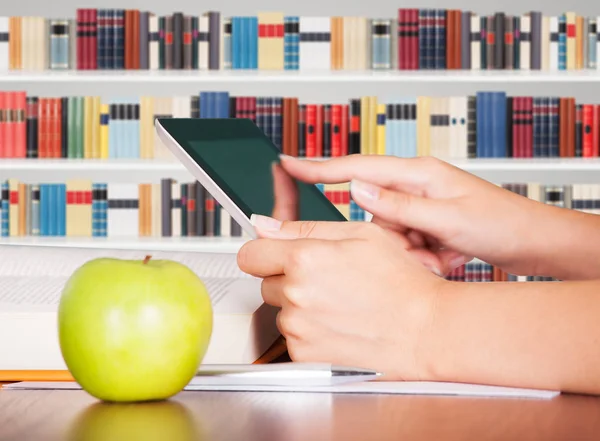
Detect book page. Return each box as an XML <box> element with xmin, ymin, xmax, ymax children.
<box><xmin>0</xmin><ymin>244</ymin><xmax>251</xmax><ymax>279</ymax></box>
<box><xmin>0</xmin><ymin>245</ymin><xmax>264</xmax><ymax>314</ymax></box>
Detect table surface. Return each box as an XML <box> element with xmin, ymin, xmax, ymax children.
<box><xmin>1</xmin><ymin>389</ymin><xmax>600</xmax><ymax>441</ymax></box>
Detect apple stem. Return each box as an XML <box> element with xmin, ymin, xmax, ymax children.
<box><xmin>143</xmin><ymin>255</ymin><xmax>152</xmax><ymax>265</ymax></box>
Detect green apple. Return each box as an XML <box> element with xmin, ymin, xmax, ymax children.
<box><xmin>58</xmin><ymin>255</ymin><xmax>213</xmax><ymax>403</ymax></box>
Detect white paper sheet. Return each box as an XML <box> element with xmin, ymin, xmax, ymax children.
<box><xmin>2</xmin><ymin>381</ymin><xmax>560</xmax><ymax>399</ymax></box>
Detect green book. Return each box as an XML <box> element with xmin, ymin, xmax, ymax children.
<box><xmin>67</xmin><ymin>97</ymin><xmax>77</xmax><ymax>158</ymax></box>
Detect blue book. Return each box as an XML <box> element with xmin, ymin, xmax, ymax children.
<box><xmin>349</xmin><ymin>200</ymin><xmax>365</xmax><ymax>221</ymax></box>
<box><xmin>129</xmin><ymin>102</ymin><xmax>141</xmax><ymax>158</ymax></box>
<box><xmin>0</xmin><ymin>181</ymin><xmax>8</xmax><ymax>237</ymax></box>
<box><xmin>114</xmin><ymin>9</ymin><xmax>125</xmax><ymax>69</ymax></box>
<box><xmin>407</xmin><ymin>100</ymin><xmax>417</xmax><ymax>157</ymax></box>
<box><xmin>385</xmin><ymin>104</ymin><xmax>395</xmax><ymax>156</ymax></box>
<box><xmin>549</xmin><ymin>97</ymin><xmax>560</xmax><ymax>157</ymax></box>
<box><xmin>223</xmin><ymin>18</ymin><xmax>232</xmax><ymax>69</ymax></box>
<box><xmin>532</xmin><ymin>97</ymin><xmax>545</xmax><ymax>157</ymax></box>
<box><xmin>284</xmin><ymin>16</ymin><xmax>299</xmax><ymax>70</ymax></box>
<box><xmin>476</xmin><ymin>92</ymin><xmax>488</xmax><ymax>157</ymax></box>
<box><xmin>49</xmin><ymin>19</ymin><xmax>70</xmax><ymax>69</ymax></box>
<box><xmin>248</xmin><ymin>17</ymin><xmax>258</xmax><ymax>69</ymax></box>
<box><xmin>434</xmin><ymin>9</ymin><xmax>447</xmax><ymax>69</ymax></box>
<box><xmin>215</xmin><ymin>92</ymin><xmax>230</xmax><ymax>118</ymax></box>
<box><xmin>56</xmin><ymin>184</ymin><xmax>66</xmax><ymax>236</ymax></box>
<box><xmin>96</xmin><ymin>10</ymin><xmax>108</xmax><ymax>69</ymax></box>
<box><xmin>371</xmin><ymin>19</ymin><xmax>391</xmax><ymax>70</ymax></box>
<box><xmin>231</xmin><ymin>17</ymin><xmax>242</xmax><ymax>69</ymax></box>
<box><xmin>588</xmin><ymin>20</ymin><xmax>597</xmax><ymax>69</ymax></box>
<box><xmin>490</xmin><ymin>92</ymin><xmax>507</xmax><ymax>158</ymax></box>
<box><xmin>558</xmin><ymin>15</ymin><xmax>567</xmax><ymax>70</ymax></box>
<box><xmin>418</xmin><ymin>10</ymin><xmax>430</xmax><ymax>69</ymax></box>
<box><xmin>92</xmin><ymin>183</ymin><xmax>108</xmax><ymax>237</ymax></box>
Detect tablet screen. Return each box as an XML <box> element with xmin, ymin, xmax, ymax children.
<box><xmin>158</xmin><ymin>118</ymin><xmax>347</xmax><ymax>222</ymax></box>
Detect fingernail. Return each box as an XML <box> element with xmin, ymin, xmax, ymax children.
<box><xmin>426</xmin><ymin>265</ymin><xmax>444</xmax><ymax>277</ymax></box>
<box><xmin>449</xmin><ymin>255</ymin><xmax>472</xmax><ymax>269</ymax></box>
<box><xmin>250</xmin><ymin>214</ymin><xmax>282</xmax><ymax>231</ymax></box>
<box><xmin>351</xmin><ymin>179</ymin><xmax>380</xmax><ymax>201</ymax></box>
<box><xmin>279</xmin><ymin>154</ymin><xmax>295</xmax><ymax>162</ymax></box>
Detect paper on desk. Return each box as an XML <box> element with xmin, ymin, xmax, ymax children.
<box><xmin>2</xmin><ymin>381</ymin><xmax>559</xmax><ymax>399</ymax></box>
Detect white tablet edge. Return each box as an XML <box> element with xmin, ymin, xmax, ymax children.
<box><xmin>154</xmin><ymin>118</ymin><xmax>257</xmax><ymax>240</ymax></box>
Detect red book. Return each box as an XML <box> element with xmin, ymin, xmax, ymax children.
<box><xmin>125</xmin><ymin>11</ymin><xmax>133</xmax><ymax>69</ymax></box>
<box><xmin>37</xmin><ymin>98</ymin><xmax>46</xmax><ymax>158</ymax></box>
<box><xmin>305</xmin><ymin>105</ymin><xmax>316</xmax><ymax>157</ymax></box>
<box><xmin>248</xmin><ymin>97</ymin><xmax>257</xmax><ymax>122</ymax></box>
<box><xmin>14</xmin><ymin>91</ymin><xmax>26</xmax><ymax>158</ymax></box>
<box><xmin>235</xmin><ymin>97</ymin><xmax>245</xmax><ymax>119</ymax></box>
<box><xmin>583</xmin><ymin>104</ymin><xmax>594</xmax><ymax>157</ymax></box>
<box><xmin>512</xmin><ymin>97</ymin><xmax>521</xmax><ymax>158</ymax></box>
<box><xmin>315</xmin><ymin>105</ymin><xmax>323</xmax><ymax>157</ymax></box>
<box><xmin>88</xmin><ymin>9</ymin><xmax>98</xmax><ymax>70</ymax></box>
<box><xmin>398</xmin><ymin>9</ymin><xmax>405</xmax><ymax>70</ymax></box>
<box><xmin>523</xmin><ymin>97</ymin><xmax>533</xmax><ymax>158</ymax></box>
<box><xmin>409</xmin><ymin>9</ymin><xmax>419</xmax><ymax>70</ymax></box>
<box><xmin>0</xmin><ymin>92</ymin><xmax>6</xmax><ymax>157</ymax></box>
<box><xmin>341</xmin><ymin>104</ymin><xmax>349</xmax><ymax>155</ymax></box>
<box><xmin>52</xmin><ymin>99</ymin><xmax>62</xmax><ymax>158</ymax></box>
<box><xmin>4</xmin><ymin>92</ymin><xmax>14</xmax><ymax>157</ymax></box>
<box><xmin>331</xmin><ymin>105</ymin><xmax>342</xmax><ymax>156</ymax></box>
<box><xmin>132</xmin><ymin>10</ymin><xmax>140</xmax><ymax>69</ymax></box>
<box><xmin>594</xmin><ymin>106</ymin><xmax>600</xmax><ymax>157</ymax></box>
<box><xmin>76</xmin><ymin>9</ymin><xmax>86</xmax><ymax>69</ymax></box>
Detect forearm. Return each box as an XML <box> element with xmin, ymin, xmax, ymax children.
<box><xmin>424</xmin><ymin>280</ymin><xmax>600</xmax><ymax>395</ymax></box>
<box><xmin>519</xmin><ymin>202</ymin><xmax>600</xmax><ymax>280</ymax></box>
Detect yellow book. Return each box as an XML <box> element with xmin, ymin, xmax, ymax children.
<box><xmin>565</xmin><ymin>12</ymin><xmax>576</xmax><ymax>70</ymax></box>
<box><xmin>369</xmin><ymin>97</ymin><xmax>377</xmax><ymax>155</ymax></box>
<box><xmin>376</xmin><ymin>103</ymin><xmax>386</xmax><ymax>155</ymax></box>
<box><xmin>416</xmin><ymin>96</ymin><xmax>431</xmax><ymax>156</ymax></box>
<box><xmin>83</xmin><ymin>96</ymin><xmax>93</xmax><ymax>158</ymax></box>
<box><xmin>258</xmin><ymin>12</ymin><xmax>284</xmax><ymax>70</ymax></box>
<box><xmin>90</xmin><ymin>97</ymin><xmax>101</xmax><ymax>159</ymax></box>
<box><xmin>8</xmin><ymin>179</ymin><xmax>19</xmax><ymax>237</ymax></box>
<box><xmin>140</xmin><ymin>96</ymin><xmax>153</xmax><ymax>159</ymax></box>
<box><xmin>360</xmin><ymin>97</ymin><xmax>370</xmax><ymax>154</ymax></box>
<box><xmin>66</xmin><ymin>180</ymin><xmax>92</xmax><ymax>237</ymax></box>
<box><xmin>576</xmin><ymin>16</ymin><xmax>584</xmax><ymax>70</ymax></box>
<box><xmin>343</xmin><ymin>17</ymin><xmax>354</xmax><ymax>69</ymax></box>
<box><xmin>330</xmin><ymin>17</ymin><xmax>344</xmax><ymax>70</ymax></box>
<box><xmin>99</xmin><ymin>104</ymin><xmax>109</xmax><ymax>158</ymax></box>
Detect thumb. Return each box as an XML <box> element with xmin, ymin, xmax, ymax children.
<box><xmin>350</xmin><ymin>179</ymin><xmax>448</xmax><ymax>238</ymax></box>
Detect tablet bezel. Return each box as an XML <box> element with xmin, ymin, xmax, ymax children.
<box><xmin>155</xmin><ymin>118</ymin><xmax>258</xmax><ymax>239</ymax></box>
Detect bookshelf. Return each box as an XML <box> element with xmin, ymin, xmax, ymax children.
<box><xmin>3</xmin><ymin>158</ymin><xmax>600</xmax><ymax>185</ymax></box>
<box><xmin>5</xmin><ymin>70</ymin><xmax>600</xmax><ymax>83</ymax></box>
<box><xmin>2</xmin><ymin>2</ymin><xmax>600</xmax><ymax>258</ymax></box>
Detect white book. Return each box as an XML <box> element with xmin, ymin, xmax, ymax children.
<box><xmin>0</xmin><ymin>17</ymin><xmax>8</xmax><ymax>71</ymax></box>
<box><xmin>597</xmin><ymin>16</ymin><xmax>600</xmax><ymax>70</ymax></box>
<box><xmin>451</xmin><ymin>96</ymin><xmax>468</xmax><ymax>159</ymax></box>
<box><xmin>549</xmin><ymin>16</ymin><xmax>558</xmax><ymax>71</ymax></box>
<box><xmin>0</xmin><ymin>245</ymin><xmax>279</xmax><ymax>371</ymax></box>
<box><xmin>299</xmin><ymin>17</ymin><xmax>331</xmax><ymax>70</ymax></box>
<box><xmin>149</xmin><ymin>15</ymin><xmax>159</xmax><ymax>70</ymax></box>
<box><xmin>470</xmin><ymin>14</ymin><xmax>480</xmax><ymax>70</ymax></box>
<box><xmin>107</xmin><ymin>183</ymin><xmax>139</xmax><ymax>237</ymax></box>
<box><xmin>171</xmin><ymin>182</ymin><xmax>181</xmax><ymax>238</ymax></box>
<box><xmin>343</xmin><ymin>17</ymin><xmax>354</xmax><ymax>70</ymax></box>
<box><xmin>151</xmin><ymin>183</ymin><xmax>162</xmax><ymax>237</ymax></box>
<box><xmin>198</xmin><ymin>15</ymin><xmax>209</xmax><ymax>70</ymax></box>
<box><xmin>520</xmin><ymin>16</ymin><xmax>531</xmax><ymax>70</ymax></box>
<box><xmin>541</xmin><ymin>16</ymin><xmax>549</xmax><ymax>71</ymax></box>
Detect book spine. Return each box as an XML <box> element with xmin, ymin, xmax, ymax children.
<box><xmin>208</xmin><ymin>12</ymin><xmax>221</xmax><ymax>70</ymax></box>
<box><xmin>549</xmin><ymin>97</ymin><xmax>560</xmax><ymax>157</ymax></box>
<box><xmin>297</xmin><ymin>104</ymin><xmax>306</xmax><ymax>157</ymax></box>
<box><xmin>589</xmin><ymin>18</ymin><xmax>597</xmax><ymax>69</ymax></box>
<box><xmin>222</xmin><ymin>17</ymin><xmax>232</xmax><ymax>70</ymax></box>
<box><xmin>183</xmin><ymin>15</ymin><xmax>193</xmax><ymax>69</ymax></box>
<box><xmin>350</xmin><ymin>99</ymin><xmax>361</xmax><ymax>154</ymax></box>
<box><xmin>583</xmin><ymin>104</ymin><xmax>593</xmax><ymax>157</ymax></box>
<box><xmin>149</xmin><ymin>15</ymin><xmax>159</xmax><ymax>70</ymax></box>
<box><xmin>139</xmin><ymin>11</ymin><xmax>149</xmax><ymax>69</ymax></box>
<box><xmin>504</xmin><ymin>15</ymin><xmax>513</xmax><ymax>69</ymax></box>
<box><xmin>50</xmin><ymin>19</ymin><xmax>70</xmax><ymax>70</ymax></box>
<box><xmin>434</xmin><ymin>9</ymin><xmax>446</xmax><ymax>69</ymax></box>
<box><xmin>461</xmin><ymin>11</ymin><xmax>471</xmax><ymax>69</ymax></box>
<box><xmin>371</xmin><ymin>19</ymin><xmax>391</xmax><ymax>70</ymax></box>
<box><xmin>549</xmin><ymin>16</ymin><xmax>559</xmax><ymax>71</ymax></box>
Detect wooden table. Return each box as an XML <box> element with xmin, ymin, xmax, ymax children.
<box><xmin>1</xmin><ymin>389</ymin><xmax>599</xmax><ymax>440</ymax></box>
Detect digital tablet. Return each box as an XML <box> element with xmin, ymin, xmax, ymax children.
<box><xmin>155</xmin><ymin>118</ymin><xmax>347</xmax><ymax>238</ymax></box>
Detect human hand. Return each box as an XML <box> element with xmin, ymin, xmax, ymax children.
<box><xmin>237</xmin><ymin>215</ymin><xmax>444</xmax><ymax>380</ymax></box>
<box><xmin>278</xmin><ymin>154</ymin><xmax>553</xmax><ymax>277</ymax></box>
<box><xmin>270</xmin><ymin>160</ymin><xmax>456</xmax><ymax>275</ymax></box>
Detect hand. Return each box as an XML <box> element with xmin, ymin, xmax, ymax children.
<box><xmin>270</xmin><ymin>160</ymin><xmax>456</xmax><ymax>275</ymax></box>
<box><xmin>237</xmin><ymin>215</ymin><xmax>444</xmax><ymax>380</ymax></box>
<box><xmin>278</xmin><ymin>154</ymin><xmax>554</xmax><ymax>277</ymax></box>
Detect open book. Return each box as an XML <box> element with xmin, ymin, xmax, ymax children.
<box><xmin>0</xmin><ymin>244</ymin><xmax>282</xmax><ymax>381</ymax></box>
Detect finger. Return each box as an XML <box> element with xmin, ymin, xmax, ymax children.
<box><xmin>250</xmin><ymin>214</ymin><xmax>382</xmax><ymax>241</ymax></box>
<box><xmin>271</xmin><ymin>162</ymin><xmax>299</xmax><ymax>221</ymax></box>
<box><xmin>237</xmin><ymin>238</ymin><xmax>293</xmax><ymax>277</ymax></box>
<box><xmin>350</xmin><ymin>180</ymin><xmax>451</xmax><ymax>240</ymax></box>
<box><xmin>261</xmin><ymin>276</ymin><xmax>284</xmax><ymax>308</ymax></box>
<box><xmin>279</xmin><ymin>154</ymin><xmax>437</xmax><ymax>193</ymax></box>
<box><xmin>435</xmin><ymin>249</ymin><xmax>473</xmax><ymax>275</ymax></box>
<box><xmin>237</xmin><ymin>237</ymin><xmax>322</xmax><ymax>277</ymax></box>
